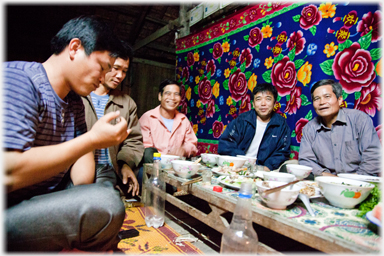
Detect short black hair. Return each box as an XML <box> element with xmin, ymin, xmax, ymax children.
<box><xmin>310</xmin><ymin>79</ymin><xmax>342</xmax><ymax>100</ymax></box>
<box><xmin>50</xmin><ymin>16</ymin><xmax>123</xmax><ymax>58</ymax></box>
<box><xmin>158</xmin><ymin>79</ymin><xmax>181</xmax><ymax>95</ymax></box>
<box><xmin>119</xmin><ymin>41</ymin><xmax>134</xmax><ymax>62</ymax></box>
<box><xmin>252</xmin><ymin>83</ymin><xmax>278</xmax><ymax>102</ymax></box>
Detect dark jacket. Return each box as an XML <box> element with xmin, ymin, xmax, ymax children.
<box><xmin>218</xmin><ymin>110</ymin><xmax>291</xmax><ymax>171</ymax></box>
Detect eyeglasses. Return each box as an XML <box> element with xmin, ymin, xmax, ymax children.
<box><xmin>163</xmin><ymin>91</ymin><xmax>181</xmax><ymax>97</ymax></box>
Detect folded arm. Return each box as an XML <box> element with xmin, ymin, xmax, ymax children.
<box><xmin>263</xmin><ymin>124</ymin><xmax>291</xmax><ymax>171</ymax></box>
<box><xmin>218</xmin><ymin>120</ymin><xmax>245</xmax><ymax>156</ymax></box>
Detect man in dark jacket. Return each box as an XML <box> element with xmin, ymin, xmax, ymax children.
<box><xmin>218</xmin><ymin>83</ymin><xmax>291</xmax><ymax>171</ymax></box>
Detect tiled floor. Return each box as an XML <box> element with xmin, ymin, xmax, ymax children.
<box><xmin>165</xmin><ymin>194</ymin><xmax>323</xmax><ymax>254</ymax></box>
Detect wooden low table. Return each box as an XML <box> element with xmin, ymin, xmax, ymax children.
<box><xmin>162</xmin><ymin>170</ymin><xmax>381</xmax><ymax>254</ymax></box>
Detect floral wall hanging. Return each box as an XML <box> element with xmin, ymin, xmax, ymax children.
<box><xmin>175</xmin><ymin>2</ymin><xmax>382</xmax><ymax>159</ymax></box>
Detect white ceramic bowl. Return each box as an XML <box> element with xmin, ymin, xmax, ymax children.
<box><xmin>201</xmin><ymin>153</ymin><xmax>219</xmax><ymax>166</ymax></box>
<box><xmin>217</xmin><ymin>155</ymin><xmax>246</xmax><ymax>168</ymax></box>
<box><xmin>286</xmin><ymin>164</ymin><xmax>312</xmax><ymax>180</ymax></box>
<box><xmin>236</xmin><ymin>155</ymin><xmax>257</xmax><ymax>167</ymax></box>
<box><xmin>263</xmin><ymin>172</ymin><xmax>296</xmax><ymax>183</ymax></box>
<box><xmin>315</xmin><ymin>176</ymin><xmax>375</xmax><ymax>209</ymax></box>
<box><xmin>161</xmin><ymin>154</ymin><xmax>181</xmax><ymax>169</ymax></box>
<box><xmin>256</xmin><ymin>181</ymin><xmax>301</xmax><ymax>210</ymax></box>
<box><xmin>171</xmin><ymin>160</ymin><xmax>200</xmax><ymax>179</ymax></box>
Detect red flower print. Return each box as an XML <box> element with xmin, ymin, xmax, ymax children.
<box><xmin>357</xmin><ymin>10</ymin><xmax>382</xmax><ymax>43</ymax></box>
<box><xmin>182</xmin><ymin>66</ymin><xmax>189</xmax><ymax>82</ymax></box>
<box><xmin>212</xmin><ymin>43</ymin><xmax>223</xmax><ymax>59</ymax></box>
<box><xmin>271</xmin><ymin>56</ymin><xmax>297</xmax><ymax>96</ymax></box>
<box><xmin>180</xmin><ymin>84</ymin><xmax>186</xmax><ymax>102</ymax></box>
<box><xmin>376</xmin><ymin>125</ymin><xmax>382</xmax><ymax>144</ymax></box>
<box><xmin>229</xmin><ymin>19</ymin><xmax>236</xmax><ymax>29</ymax></box>
<box><xmin>239</xmin><ymin>94</ymin><xmax>252</xmax><ymax>114</ymax></box>
<box><xmin>354</xmin><ymin>82</ymin><xmax>382</xmax><ymax>117</ymax></box>
<box><xmin>248</xmin><ymin>27</ymin><xmax>263</xmax><ymax>47</ymax></box>
<box><xmin>212</xmin><ymin>121</ymin><xmax>224</xmax><ymax>139</ymax></box>
<box><xmin>286</xmin><ymin>30</ymin><xmax>306</xmax><ymax>55</ymax></box>
<box><xmin>249</xmin><ymin>9</ymin><xmax>257</xmax><ymax>20</ymax></box>
<box><xmin>206</xmin><ymin>99</ymin><xmax>216</xmax><ymax>118</ymax></box>
<box><xmin>228</xmin><ymin>68</ymin><xmax>248</xmax><ymax>101</ymax></box>
<box><xmin>179</xmin><ymin>100</ymin><xmax>188</xmax><ymax>115</ymax></box>
<box><xmin>198</xmin><ymin>77</ymin><xmax>213</xmax><ymax>105</ymax></box>
<box><xmin>239</xmin><ymin>48</ymin><xmax>253</xmax><ymax>68</ymax></box>
<box><xmin>206</xmin><ymin>59</ymin><xmax>216</xmax><ymax>76</ymax></box>
<box><xmin>187</xmin><ymin>52</ymin><xmax>195</xmax><ymax>66</ymax></box>
<box><xmin>333</xmin><ymin>42</ymin><xmax>376</xmax><ymax>93</ymax></box>
<box><xmin>295</xmin><ymin>118</ymin><xmax>309</xmax><ymax>143</ymax></box>
<box><xmin>284</xmin><ymin>86</ymin><xmax>302</xmax><ymax>114</ymax></box>
<box><xmin>299</xmin><ymin>5</ymin><xmax>322</xmax><ymax>30</ymax></box>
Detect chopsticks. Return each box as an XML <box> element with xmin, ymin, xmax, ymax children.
<box><xmin>193</xmin><ymin>157</ymin><xmax>202</xmax><ymax>164</ymax></box>
<box><xmin>262</xmin><ymin>179</ymin><xmax>301</xmax><ymax>195</ymax></box>
<box><xmin>181</xmin><ymin>176</ymin><xmax>202</xmax><ymax>185</ymax></box>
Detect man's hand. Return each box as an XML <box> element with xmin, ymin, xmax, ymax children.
<box><xmin>263</xmin><ymin>166</ymin><xmax>271</xmax><ymax>172</ymax></box>
<box><xmin>89</xmin><ymin>111</ymin><xmax>131</xmax><ymax>149</ymax></box>
<box><xmin>322</xmin><ymin>172</ymin><xmax>337</xmax><ymax>177</ymax></box>
<box><xmin>121</xmin><ymin>164</ymin><xmax>139</xmax><ymax>196</ymax></box>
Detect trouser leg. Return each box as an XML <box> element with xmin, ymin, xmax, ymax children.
<box><xmin>6</xmin><ymin>183</ymin><xmax>125</xmax><ymax>252</ymax></box>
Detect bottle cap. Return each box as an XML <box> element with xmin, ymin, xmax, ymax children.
<box><xmin>213</xmin><ymin>186</ymin><xmax>222</xmax><ymax>192</ymax></box>
<box><xmin>153</xmin><ymin>153</ymin><xmax>161</xmax><ymax>157</ymax></box>
<box><xmin>238</xmin><ymin>182</ymin><xmax>253</xmax><ymax>198</ymax></box>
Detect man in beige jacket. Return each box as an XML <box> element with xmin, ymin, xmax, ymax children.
<box><xmin>82</xmin><ymin>42</ymin><xmax>144</xmax><ymax>197</ymax></box>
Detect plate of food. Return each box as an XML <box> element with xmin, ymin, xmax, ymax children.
<box><xmin>337</xmin><ymin>173</ymin><xmax>381</xmax><ymax>183</ymax></box>
<box><xmin>296</xmin><ymin>181</ymin><xmax>323</xmax><ymax>199</ymax></box>
<box><xmin>211</xmin><ymin>166</ymin><xmax>250</xmax><ymax>176</ymax></box>
<box><xmin>218</xmin><ymin>175</ymin><xmax>261</xmax><ymax>190</ymax></box>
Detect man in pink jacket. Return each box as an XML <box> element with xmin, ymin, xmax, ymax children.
<box><xmin>139</xmin><ymin>79</ymin><xmax>198</xmax><ymax>163</ymax></box>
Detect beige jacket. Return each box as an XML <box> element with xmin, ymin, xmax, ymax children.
<box><xmin>82</xmin><ymin>90</ymin><xmax>144</xmax><ymax>176</ymax></box>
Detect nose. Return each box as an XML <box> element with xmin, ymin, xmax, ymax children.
<box><xmin>116</xmin><ymin>70</ymin><xmax>123</xmax><ymax>80</ymax></box>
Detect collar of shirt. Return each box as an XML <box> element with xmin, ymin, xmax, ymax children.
<box><xmin>315</xmin><ymin>108</ymin><xmax>348</xmax><ymax>132</ymax></box>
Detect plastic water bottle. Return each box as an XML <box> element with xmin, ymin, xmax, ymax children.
<box><xmin>144</xmin><ymin>152</ymin><xmax>166</xmax><ymax>228</ymax></box>
<box><xmin>220</xmin><ymin>182</ymin><xmax>258</xmax><ymax>253</ymax></box>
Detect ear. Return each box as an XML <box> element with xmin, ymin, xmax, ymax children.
<box><xmin>158</xmin><ymin>92</ymin><xmax>162</xmax><ymax>102</ymax></box>
<box><xmin>68</xmin><ymin>38</ymin><xmax>82</xmax><ymax>60</ymax></box>
<box><xmin>338</xmin><ymin>96</ymin><xmax>344</xmax><ymax>106</ymax></box>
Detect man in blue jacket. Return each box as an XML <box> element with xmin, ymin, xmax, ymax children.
<box><xmin>218</xmin><ymin>83</ymin><xmax>291</xmax><ymax>171</ymax></box>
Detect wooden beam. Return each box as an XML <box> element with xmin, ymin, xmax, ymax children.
<box><xmin>129</xmin><ymin>6</ymin><xmax>151</xmax><ymax>45</ymax></box>
<box><xmin>145</xmin><ymin>16</ymin><xmax>168</xmax><ymax>26</ymax></box>
<box><xmin>146</xmin><ymin>42</ymin><xmax>175</xmax><ymax>54</ymax></box>
<box><xmin>133</xmin><ymin>17</ymin><xmax>180</xmax><ymax>51</ymax></box>
<box><xmin>132</xmin><ymin>57</ymin><xmax>175</xmax><ymax>69</ymax></box>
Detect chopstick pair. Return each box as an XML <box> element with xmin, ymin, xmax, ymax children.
<box><xmin>181</xmin><ymin>176</ymin><xmax>202</xmax><ymax>186</ymax></box>
<box><xmin>262</xmin><ymin>179</ymin><xmax>301</xmax><ymax>196</ymax></box>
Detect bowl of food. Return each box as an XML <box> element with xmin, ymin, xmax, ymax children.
<box><xmin>201</xmin><ymin>153</ymin><xmax>219</xmax><ymax>167</ymax></box>
<box><xmin>171</xmin><ymin>160</ymin><xmax>201</xmax><ymax>179</ymax></box>
<box><xmin>256</xmin><ymin>181</ymin><xmax>301</xmax><ymax>210</ymax></box>
<box><xmin>236</xmin><ymin>155</ymin><xmax>257</xmax><ymax>167</ymax></box>
<box><xmin>263</xmin><ymin>172</ymin><xmax>296</xmax><ymax>183</ymax></box>
<box><xmin>286</xmin><ymin>164</ymin><xmax>312</xmax><ymax>180</ymax></box>
<box><xmin>217</xmin><ymin>155</ymin><xmax>246</xmax><ymax>168</ymax></box>
<box><xmin>160</xmin><ymin>154</ymin><xmax>181</xmax><ymax>169</ymax></box>
<box><xmin>315</xmin><ymin>176</ymin><xmax>375</xmax><ymax>208</ymax></box>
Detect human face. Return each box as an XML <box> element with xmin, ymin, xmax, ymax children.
<box><xmin>253</xmin><ymin>91</ymin><xmax>275</xmax><ymax>122</ymax></box>
<box><xmin>158</xmin><ymin>84</ymin><xmax>181</xmax><ymax>112</ymax></box>
<box><xmin>103</xmin><ymin>58</ymin><xmax>130</xmax><ymax>91</ymax></box>
<box><xmin>70</xmin><ymin>48</ymin><xmax>115</xmax><ymax>97</ymax></box>
<box><xmin>312</xmin><ymin>85</ymin><xmax>343</xmax><ymax>126</ymax></box>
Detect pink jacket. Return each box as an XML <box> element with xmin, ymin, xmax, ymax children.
<box><xmin>139</xmin><ymin>105</ymin><xmax>198</xmax><ymax>157</ymax></box>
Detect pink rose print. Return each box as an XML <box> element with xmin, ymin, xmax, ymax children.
<box><xmin>206</xmin><ymin>99</ymin><xmax>216</xmax><ymax>118</ymax></box>
<box><xmin>295</xmin><ymin>118</ymin><xmax>309</xmax><ymax>143</ymax></box>
<box><xmin>299</xmin><ymin>4</ymin><xmax>322</xmax><ymax>30</ymax></box>
<box><xmin>333</xmin><ymin>42</ymin><xmax>376</xmax><ymax>93</ymax></box>
<box><xmin>357</xmin><ymin>10</ymin><xmax>382</xmax><ymax>43</ymax></box>
<box><xmin>187</xmin><ymin>52</ymin><xmax>195</xmax><ymax>66</ymax></box>
<box><xmin>228</xmin><ymin>68</ymin><xmax>248</xmax><ymax>102</ymax></box>
<box><xmin>284</xmin><ymin>86</ymin><xmax>302</xmax><ymax>115</ymax></box>
<box><xmin>206</xmin><ymin>59</ymin><xmax>216</xmax><ymax>76</ymax></box>
<box><xmin>212</xmin><ymin>42</ymin><xmax>223</xmax><ymax>59</ymax></box>
<box><xmin>354</xmin><ymin>82</ymin><xmax>382</xmax><ymax>117</ymax></box>
<box><xmin>198</xmin><ymin>77</ymin><xmax>213</xmax><ymax>105</ymax></box>
<box><xmin>180</xmin><ymin>84</ymin><xmax>186</xmax><ymax>102</ymax></box>
<box><xmin>239</xmin><ymin>48</ymin><xmax>253</xmax><ymax>68</ymax></box>
<box><xmin>182</xmin><ymin>66</ymin><xmax>189</xmax><ymax>82</ymax></box>
<box><xmin>376</xmin><ymin>125</ymin><xmax>382</xmax><ymax>144</ymax></box>
<box><xmin>249</xmin><ymin>9</ymin><xmax>257</xmax><ymax>20</ymax></box>
<box><xmin>239</xmin><ymin>94</ymin><xmax>252</xmax><ymax>115</ymax></box>
<box><xmin>248</xmin><ymin>27</ymin><xmax>263</xmax><ymax>47</ymax></box>
<box><xmin>229</xmin><ymin>19</ymin><xmax>236</xmax><ymax>29</ymax></box>
<box><xmin>286</xmin><ymin>30</ymin><xmax>306</xmax><ymax>55</ymax></box>
<box><xmin>179</xmin><ymin>100</ymin><xmax>188</xmax><ymax>115</ymax></box>
<box><xmin>271</xmin><ymin>56</ymin><xmax>297</xmax><ymax>96</ymax></box>
<box><xmin>212</xmin><ymin>121</ymin><xmax>224</xmax><ymax>138</ymax></box>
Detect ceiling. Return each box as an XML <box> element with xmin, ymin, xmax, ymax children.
<box><xmin>6</xmin><ymin>3</ymin><xmax>244</xmax><ymax>65</ymax></box>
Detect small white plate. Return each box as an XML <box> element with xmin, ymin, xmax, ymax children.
<box><xmin>366</xmin><ymin>211</ymin><xmax>381</xmax><ymax>227</ymax></box>
<box><xmin>337</xmin><ymin>173</ymin><xmax>381</xmax><ymax>183</ymax></box>
<box><xmin>218</xmin><ymin>175</ymin><xmax>257</xmax><ymax>190</ymax></box>
<box><xmin>296</xmin><ymin>181</ymin><xmax>323</xmax><ymax>199</ymax></box>
<box><xmin>211</xmin><ymin>167</ymin><xmax>230</xmax><ymax>176</ymax></box>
